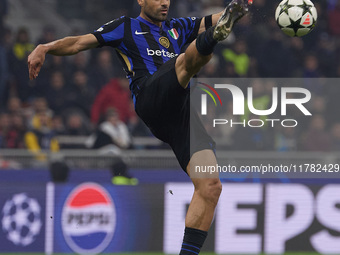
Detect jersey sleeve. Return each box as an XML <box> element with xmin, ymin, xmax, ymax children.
<box><xmin>174</xmin><ymin>17</ymin><xmax>202</xmax><ymax>45</ymax></box>
<box><xmin>92</xmin><ymin>16</ymin><xmax>125</xmax><ymax>48</ymax></box>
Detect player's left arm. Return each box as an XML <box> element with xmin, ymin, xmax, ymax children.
<box><xmin>198</xmin><ymin>12</ymin><xmax>224</xmax><ymax>34</ymax></box>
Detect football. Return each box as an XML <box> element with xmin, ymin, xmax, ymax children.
<box><xmin>275</xmin><ymin>0</ymin><xmax>317</xmax><ymax>37</ymax></box>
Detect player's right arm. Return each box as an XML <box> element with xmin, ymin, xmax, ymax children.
<box><xmin>28</xmin><ymin>33</ymin><xmax>99</xmax><ymax>80</ymax></box>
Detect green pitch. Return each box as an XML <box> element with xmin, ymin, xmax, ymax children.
<box><xmin>0</xmin><ymin>253</ymin><xmax>320</xmax><ymax>255</ymax></box>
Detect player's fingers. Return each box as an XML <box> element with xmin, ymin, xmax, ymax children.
<box><xmin>35</xmin><ymin>64</ymin><xmax>42</xmax><ymax>79</ymax></box>
<box><xmin>28</xmin><ymin>61</ymin><xmax>40</xmax><ymax>80</ymax></box>
<box><xmin>28</xmin><ymin>61</ymin><xmax>34</xmax><ymax>80</ymax></box>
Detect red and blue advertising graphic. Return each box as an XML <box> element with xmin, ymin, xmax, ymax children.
<box><xmin>0</xmin><ymin>183</ymin><xmax>46</xmax><ymax>253</ymax></box>
<box><xmin>53</xmin><ymin>182</ymin><xmax>164</xmax><ymax>254</ymax></box>
<box><xmin>61</xmin><ymin>183</ymin><xmax>116</xmax><ymax>254</ymax></box>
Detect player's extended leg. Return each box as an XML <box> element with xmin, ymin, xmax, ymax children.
<box><xmin>176</xmin><ymin>1</ymin><xmax>250</xmax><ymax>254</ymax></box>
<box><xmin>175</xmin><ymin>0</ymin><xmax>249</xmax><ymax>88</ymax></box>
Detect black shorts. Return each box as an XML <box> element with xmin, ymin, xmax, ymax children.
<box><xmin>134</xmin><ymin>57</ymin><xmax>216</xmax><ymax>172</ymax></box>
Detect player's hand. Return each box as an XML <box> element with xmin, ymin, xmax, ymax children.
<box><xmin>27</xmin><ymin>45</ymin><xmax>47</xmax><ymax>80</ymax></box>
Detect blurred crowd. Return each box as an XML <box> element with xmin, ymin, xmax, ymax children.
<box><xmin>0</xmin><ymin>0</ymin><xmax>340</xmax><ymax>152</ymax></box>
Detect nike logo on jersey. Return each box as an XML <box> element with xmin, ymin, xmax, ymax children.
<box><xmin>135</xmin><ymin>30</ymin><xmax>149</xmax><ymax>35</ymax></box>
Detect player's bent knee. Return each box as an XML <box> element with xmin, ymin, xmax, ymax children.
<box><xmin>184</xmin><ymin>53</ymin><xmax>212</xmax><ymax>74</ymax></box>
<box><xmin>175</xmin><ymin>54</ymin><xmax>191</xmax><ymax>88</ymax></box>
<box><xmin>175</xmin><ymin>53</ymin><xmax>212</xmax><ymax>88</ymax></box>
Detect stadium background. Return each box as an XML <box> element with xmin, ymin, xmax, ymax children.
<box><xmin>0</xmin><ymin>0</ymin><xmax>340</xmax><ymax>254</ymax></box>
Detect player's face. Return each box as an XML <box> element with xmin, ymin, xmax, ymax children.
<box><xmin>142</xmin><ymin>0</ymin><xmax>170</xmax><ymax>22</ymax></box>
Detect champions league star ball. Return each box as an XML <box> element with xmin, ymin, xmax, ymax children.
<box><xmin>1</xmin><ymin>193</ymin><xmax>42</xmax><ymax>246</ymax></box>
<box><xmin>275</xmin><ymin>0</ymin><xmax>317</xmax><ymax>37</ymax></box>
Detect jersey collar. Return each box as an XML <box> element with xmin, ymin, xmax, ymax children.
<box><xmin>137</xmin><ymin>16</ymin><xmax>166</xmax><ymax>33</ymax></box>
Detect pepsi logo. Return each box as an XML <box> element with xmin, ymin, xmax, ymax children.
<box><xmin>62</xmin><ymin>183</ymin><xmax>116</xmax><ymax>254</ymax></box>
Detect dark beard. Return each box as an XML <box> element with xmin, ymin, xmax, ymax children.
<box><xmin>144</xmin><ymin>10</ymin><xmax>167</xmax><ymax>23</ymax></box>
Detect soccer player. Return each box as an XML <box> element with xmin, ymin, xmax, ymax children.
<box><xmin>28</xmin><ymin>0</ymin><xmax>250</xmax><ymax>253</ymax></box>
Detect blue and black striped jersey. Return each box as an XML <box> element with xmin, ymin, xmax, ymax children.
<box><xmin>92</xmin><ymin>15</ymin><xmax>202</xmax><ymax>91</ymax></box>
